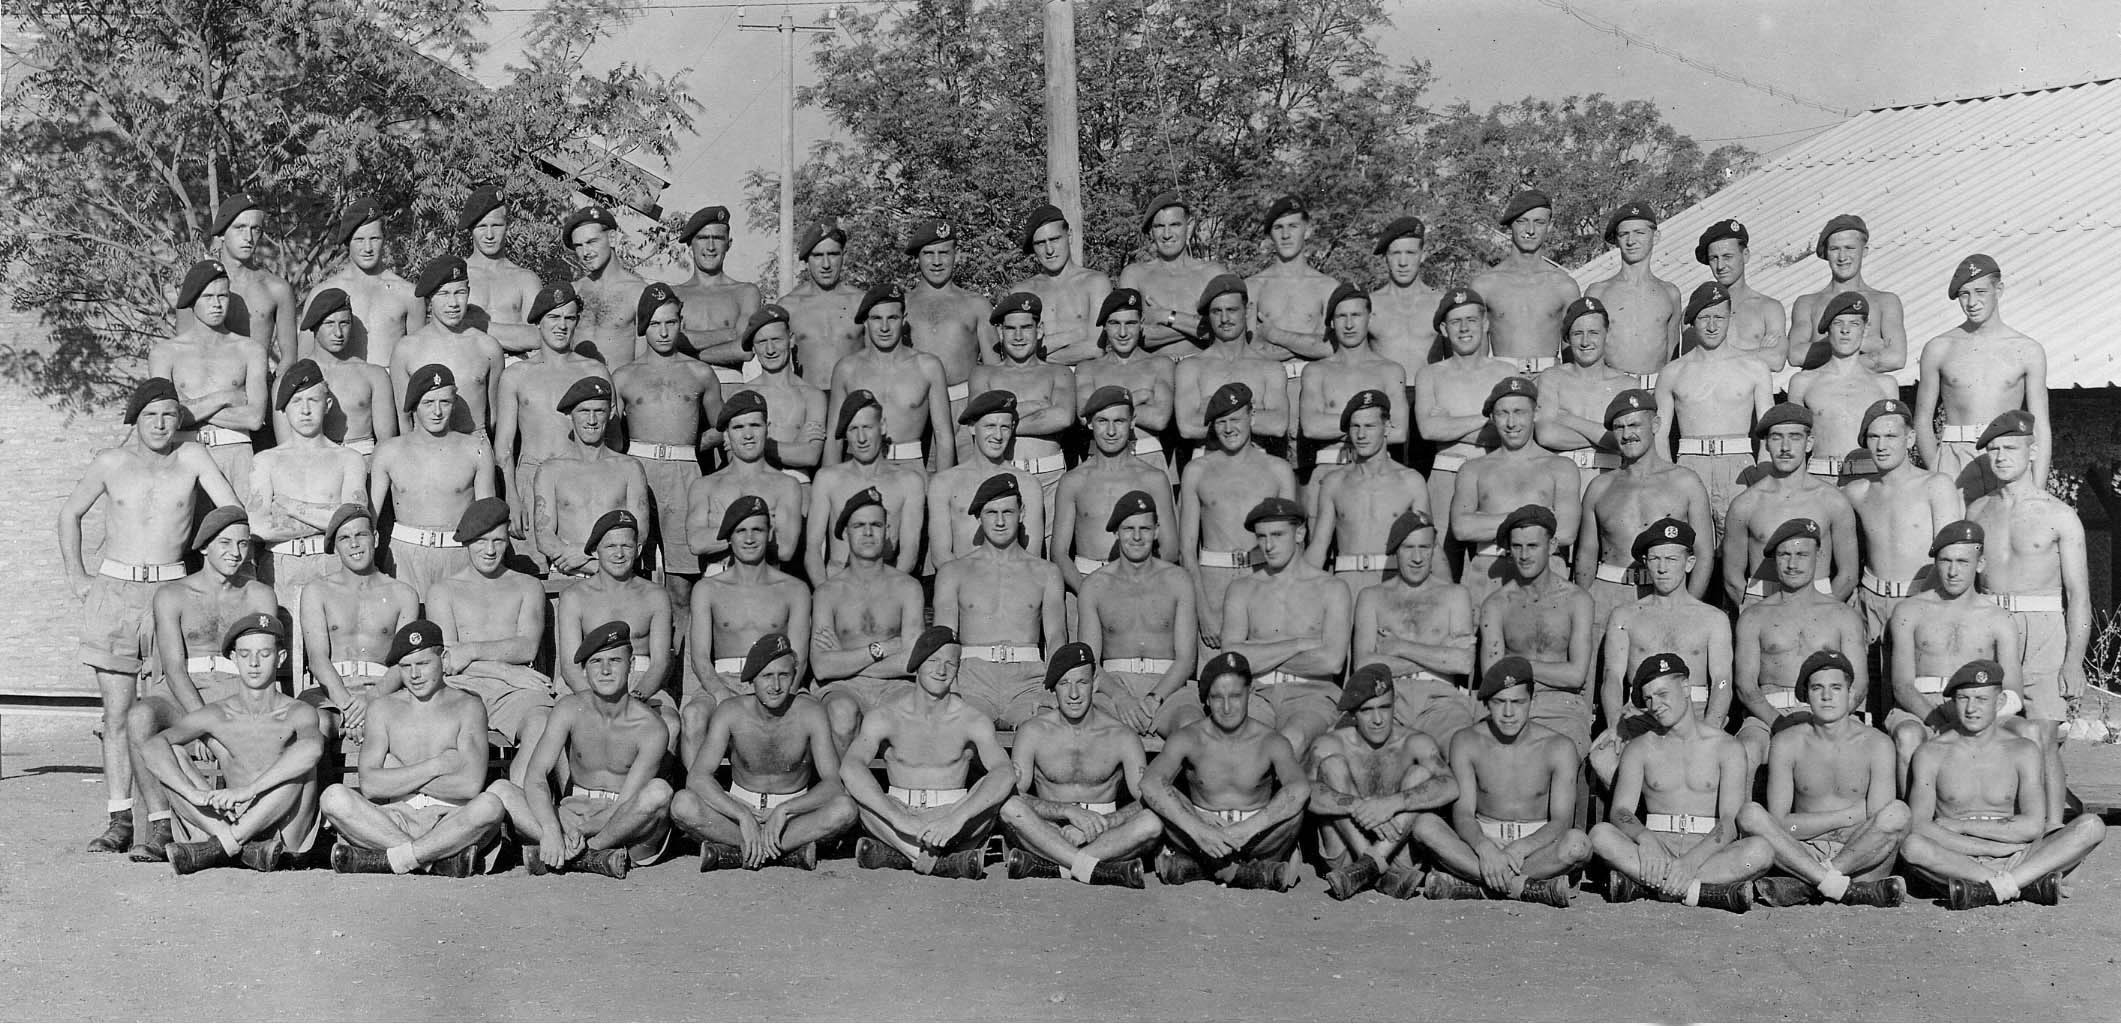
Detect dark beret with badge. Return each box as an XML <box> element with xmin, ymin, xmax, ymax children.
<box><xmin>1373</xmin><ymin>215</ymin><xmax>1425</xmax><ymax>254</ymax></box>
<box><xmin>210</xmin><ymin>194</ymin><xmax>260</xmax><ymax>238</ymax></box>
<box><xmin>1814</xmin><ymin>213</ymin><xmax>1868</xmax><ymax>259</ymax></box>
<box><xmin>958</xmin><ymin>389</ymin><xmax>1018</xmax><ymax>426</ymax></box>
<box><xmin>324</xmin><ymin>503</ymin><xmax>374</xmax><ymax>553</ymax></box>
<box><xmin>1098</xmin><ymin>288</ymin><xmax>1144</xmax><ymax>326</ymax></box>
<box><xmin>191</xmin><ymin>505</ymin><xmax>248</xmax><ymax>551</ymax></box>
<box><xmin>1948</xmin><ymin>254</ymin><xmax>2001</xmax><ymax>300</ymax></box>
<box><xmin>967</xmin><ymin>473</ymin><xmax>1021</xmax><ymax>517</ymax></box>
<box><xmin>561</xmin><ymin>204</ymin><xmax>618</xmax><ymax>245</ymax></box>
<box><xmin>1929</xmin><ymin>519</ymin><xmax>1985</xmax><ymax>557</ymax></box>
<box><xmin>1043</xmin><ymin>642</ymin><xmax>1096</xmax><ymax>691</ymax></box>
<box><xmin>1978</xmin><ymin>409</ymin><xmax>2035</xmax><ymax>449</ymax></box>
<box><xmin>677</xmin><ymin>205</ymin><xmax>731</xmax><ymax>244</ymax></box>
<box><xmin>907</xmin><ymin>624</ymin><xmax>958</xmax><ymax>674</ymax></box>
<box><xmin>556</xmin><ymin>375</ymin><xmax>613</xmax><ymax>414</ymax></box>
<box><xmin>855</xmin><ymin>281</ymin><xmax>907</xmax><ymax>323</ymax></box>
<box><xmin>528</xmin><ymin>283</ymin><xmax>580</xmax><ymax>324</ymax></box>
<box><xmin>834</xmin><ymin>486</ymin><xmax>886</xmax><ymax>539</ymax></box>
<box><xmin>386</xmin><ymin>619</ymin><xmax>443</xmax><ymax>666</ymax></box>
<box><xmin>903</xmin><ymin>218</ymin><xmax>955</xmax><ymax>256</ymax></box>
<box><xmin>795</xmin><ymin>221</ymin><xmax>848</xmax><ymax>260</ymax></box>
<box><xmin>1018</xmin><ymin>203</ymin><xmax>1069</xmax><ymax>253</ymax></box>
<box><xmin>1795</xmin><ymin>649</ymin><xmax>1855</xmax><ymax>698</ymax></box>
<box><xmin>582</xmin><ymin>509</ymin><xmax>639</xmax><ymax>554</ymax></box>
<box><xmin>1433</xmin><ymin>286</ymin><xmax>1486</xmax><ymax>331</ymax></box>
<box><xmin>1684</xmin><ymin>281</ymin><xmax>1732</xmax><ymax>326</ymax></box>
<box><xmin>741</xmin><ymin>303</ymin><xmax>790</xmax><ymax>352</ymax></box>
<box><xmin>1858</xmin><ymin>398</ymin><xmax>1914</xmax><ymax>441</ymax></box>
<box><xmin>1816</xmin><ymin>291</ymin><xmax>1869</xmax><ymax>335</ymax></box>
<box><xmin>1562</xmin><ymin>295</ymin><xmax>1607</xmax><ymax>338</ymax></box>
<box><xmin>1755</xmin><ymin>402</ymin><xmax>1813</xmax><ymax>436</ymax></box>
<box><xmin>274</xmin><ymin>359</ymin><xmax>327</xmax><ymax>411</ymax></box>
<box><xmin>175</xmin><ymin>259</ymin><xmax>229</xmax><ymax>310</ymax></box>
<box><xmin>1764</xmin><ymin>517</ymin><xmax>1822</xmax><ymax>554</ymax></box>
<box><xmin>716</xmin><ymin>389</ymin><xmax>768</xmax><ymax>432</ymax></box>
<box><xmin>573</xmin><ymin>620</ymin><xmax>634</xmax><ymax>665</ymax></box>
<box><xmin>835</xmin><ymin>389</ymin><xmax>881</xmax><ymax>438</ymax></box>
<box><xmin>1260</xmin><ymin>194</ymin><xmax>1308</xmax><ymax>234</ymax></box>
<box><xmin>1603</xmin><ymin>388</ymin><xmax>1655</xmax><ymax>430</ymax></box>
<box><xmin>1243</xmin><ymin>496</ymin><xmax>1306</xmax><ymax>532</ymax></box>
<box><xmin>403</xmin><ymin>363</ymin><xmax>456</xmax><ymax>413</ymax></box>
<box><xmin>1199</xmin><ymin>651</ymin><xmax>1253</xmax><ymax>688</ymax></box>
<box><xmin>1336</xmin><ymin>663</ymin><xmax>1394</xmax><ymax>713</ymax></box>
<box><xmin>337</xmin><ymin>199</ymin><xmax>384</xmax><ymax>246</ymax></box>
<box><xmin>454</xmin><ymin>497</ymin><xmax>511</xmax><ymax>543</ymax></box>
<box><xmin>1694</xmin><ymin>218</ymin><xmax>1748</xmax><ymax>265</ymax></box>
<box><xmin>413</xmin><ymin>255</ymin><xmax>469</xmax><ymax>300</ymax></box>
<box><xmin>1139</xmin><ymin>191</ymin><xmax>1186</xmax><ymax>234</ymax></box>
<box><xmin>1494</xmin><ymin>504</ymin><xmax>1558</xmax><ymax>547</ymax></box>
<box><xmin>1631</xmin><ymin>517</ymin><xmax>1695</xmax><ymax>563</ymax></box>
<box><xmin>1196</xmin><ymin>273</ymin><xmax>1248</xmax><ymax>318</ymax></box>
<box><xmin>1603</xmin><ymin>201</ymin><xmax>1659</xmax><ymax>245</ymax></box>
<box><xmin>717</xmin><ymin>494</ymin><xmax>770</xmax><ymax>542</ymax></box>
<box><xmin>1081</xmin><ymin>384</ymin><xmax>1133</xmax><ymax>421</ymax></box>
<box><xmin>220</xmin><ymin>611</ymin><xmax>285</xmax><ymax>656</ymax></box>
<box><xmin>1943</xmin><ymin>659</ymin><xmax>2007</xmax><ymax>695</ymax></box>
<box><xmin>742</xmin><ymin>632</ymin><xmax>797</xmax><ymax>682</ymax></box>
<box><xmin>1479</xmin><ymin>656</ymin><xmax>1535</xmax><ymax>701</ymax></box>
<box><xmin>1203</xmin><ymin>382</ymin><xmax>1253</xmax><ymax>426</ymax></box>
<box><xmin>458</xmin><ymin>185</ymin><xmax>505</xmax><ymax>232</ymax></box>
<box><xmin>1339</xmin><ymin>389</ymin><xmax>1391</xmax><ymax>435</ymax></box>
<box><xmin>1104</xmin><ymin>489</ymin><xmax>1158</xmax><ymax>533</ymax></box>
<box><xmin>1482</xmin><ymin>375</ymin><xmax>1537</xmax><ymax>416</ymax></box>
<box><xmin>1324</xmin><ymin>281</ymin><xmax>1370</xmax><ymax>326</ymax></box>
<box><xmin>635</xmin><ymin>282</ymin><xmax>682</xmax><ymax>334</ymax></box>
<box><xmin>125</xmin><ymin>377</ymin><xmax>181</xmax><ymax>425</ymax></box>
<box><xmin>1497</xmin><ymin>190</ymin><xmax>1552</xmax><ymax>228</ymax></box>
<box><xmin>302</xmin><ymin>288</ymin><xmax>352</xmax><ymax>332</ymax></box>
<box><xmin>990</xmin><ymin>291</ymin><xmax>1042</xmax><ymax>326</ymax></box>
<box><xmin>1386</xmin><ymin>509</ymin><xmax>1436</xmax><ymax>554</ymax></box>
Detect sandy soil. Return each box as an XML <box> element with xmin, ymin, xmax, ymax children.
<box><xmin>5</xmin><ymin>382</ymin><xmax>2120</xmax><ymax>1021</ymax></box>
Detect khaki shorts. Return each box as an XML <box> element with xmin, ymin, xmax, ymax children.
<box><xmin>382</xmin><ymin>793</ymin><xmax>463</xmax><ymax>836</ymax></box>
<box><xmin>729</xmin><ymin>782</ymin><xmax>809</xmax><ymax>811</ymax></box>
<box><xmin>812</xmin><ymin>676</ymin><xmax>909</xmax><ymax>711</ymax></box>
<box><xmin>448</xmin><ymin>666</ymin><xmax>557</xmax><ymax>745</ymax></box>
<box><xmin>80</xmin><ymin>575</ymin><xmax>159</xmax><ymax>673</ymax></box>
<box><xmin>265</xmin><ymin>547</ymin><xmax>337</xmax><ymax>610</ymax></box>
<box><xmin>952</xmin><ymin>656</ymin><xmax>1045</xmax><ymax>728</ymax></box>
<box><xmin>1802</xmin><ymin>832</ymin><xmax>1849</xmax><ymax>865</ymax></box>
<box><xmin>637</xmin><ymin>454</ymin><xmax>702</xmax><ymax>574</ymax></box>
<box><xmin>390</xmin><ymin>535</ymin><xmax>471</xmax><ymax>600</ymax></box>
<box><xmin>141</xmin><ymin>670</ymin><xmax>244</xmax><ymax>709</ymax></box>
<box><xmin>1529</xmin><ymin>690</ymin><xmax>1591</xmax><ymax>755</ymax></box>
<box><xmin>1391</xmin><ymin>675</ymin><xmax>1475</xmax><ymax>745</ymax></box>
<box><xmin>1677</xmin><ymin>452</ymin><xmax>1754</xmax><ymax>541</ymax></box>
<box><xmin>1857</xmin><ymin>586</ymin><xmax>1903</xmax><ymax>645</ymax></box>
<box><xmin>1587</xmin><ymin>577</ymin><xmax>1646</xmax><ymax>636</ymax></box>
<box><xmin>2009</xmin><ymin>609</ymin><xmax>2069</xmax><ymax>720</ymax></box>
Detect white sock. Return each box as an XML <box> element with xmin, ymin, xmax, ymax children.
<box><xmin>1682</xmin><ymin>879</ymin><xmax>1703</xmax><ymax>906</ymax></box>
<box><xmin>386</xmin><ymin>844</ymin><xmax>418</xmax><ymax>874</ymax></box>
<box><xmin>1069</xmin><ymin>854</ymin><xmax>1099</xmax><ymax>883</ymax></box>
<box><xmin>1991</xmin><ymin>873</ymin><xmax>2020</xmax><ymax>903</ymax></box>
<box><xmin>148</xmin><ymin>811</ymin><xmax>173</xmax><ymax>823</ymax></box>
<box><xmin>107</xmin><ymin>799</ymin><xmax>134</xmax><ymax>814</ymax></box>
<box><xmin>1817</xmin><ymin>870</ymin><xmax>1851</xmax><ymax>902</ymax></box>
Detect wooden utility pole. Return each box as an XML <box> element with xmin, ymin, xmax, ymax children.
<box><xmin>741</xmin><ymin>9</ymin><xmax>835</xmax><ymax>292</ymax></box>
<box><xmin>1043</xmin><ymin>0</ymin><xmax>1084</xmax><ymax>266</ymax></box>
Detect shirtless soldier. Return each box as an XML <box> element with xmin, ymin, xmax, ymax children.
<box><xmin>1915</xmin><ymin>254</ymin><xmax>2051</xmax><ymax>500</ymax></box>
<box><xmin>1247</xmin><ymin>195</ymin><xmax>1337</xmax><ymax>364</ymax></box>
<box><xmin>1216</xmin><ymin>497</ymin><xmax>1353</xmax><ymax>752</ymax></box>
<box><xmin>1590</xmin><ymin>653</ymin><xmax>1771</xmax><ymax>912</ymax></box>
<box><xmin>1788</xmin><ymin>214</ymin><xmax>1906</xmax><ymax>373</ymax></box>
<box><xmin>1305</xmin><ymin>389</ymin><xmax>1428</xmax><ymax>589</ymax></box>
<box><xmin>553</xmin><ymin>511</ymin><xmax>678</xmax><ymax>740</ymax></box>
<box><xmin>1453</xmin><ymin>377</ymin><xmax>1579</xmax><ymax>607</ymax></box>
<box><xmin>1414</xmin><ymin>657</ymin><xmax>1593</xmax><ymax>906</ymax></box>
<box><xmin>841</xmin><ymin>626</ymin><xmax>1016</xmax><ymax>878</ymax></box>
<box><xmin>688</xmin><ymin>390</ymin><xmax>806</xmax><ymax>570</ymax></box>
<box><xmin>297</xmin><ymin>505</ymin><xmax>419</xmax><ymax>744</ymax></box>
<box><xmin>1588</xmin><ymin>519</ymin><xmax>1732</xmax><ymax>789</ymax></box>
<box><xmin>1478</xmin><ymin>505</ymin><xmax>1596</xmax><ymax>754</ymax></box>
<box><xmin>781</xmin><ymin>223</ymin><xmax>863</xmax><ymax>390</ymax></box>
<box><xmin>998</xmin><ymin>644</ymin><xmax>1162</xmax><ymax>887</ymax></box>
<box><xmin>1366</xmin><ymin>216</ymin><xmax>1447</xmax><ymax>380</ymax></box>
<box><xmin>928</xmin><ymin>390</ymin><xmax>1048</xmax><ymax>569</ymax></box>
<box><xmin>1656</xmin><ymin>281</ymin><xmax>1774</xmax><ymax>543</ymax></box>
<box><xmin>615</xmin><ymin>282</ymin><xmax>721</xmax><ymax>603</ymax></box>
<box><xmin>1078</xmin><ymin>490</ymin><xmax>1197</xmax><ymax>736</ymax></box>
<box><xmin>195</xmin><ymin>195</ymin><xmax>297</xmax><ymax>366</ymax></box>
<box><xmin>1117</xmin><ymin>193</ymin><xmax>1229</xmax><ymax>353</ymax></box>
<box><xmin>247</xmin><ymin>360</ymin><xmax>367</xmax><ymax>609</ymax></box>
<box><xmin>533</xmin><ymin>376</ymin><xmax>649</xmax><ymax>583</ymax></box>
<box><xmin>1179</xmin><ymin>383</ymin><xmax>1297</xmax><ymax>657</ymax></box>
<box><xmin>1721</xmin><ymin>404</ymin><xmax>1859</xmax><ymax>603</ymax></box>
<box><xmin>496</xmin><ymin>284</ymin><xmax>610</xmax><ymax>538</ymax></box>
<box><xmin>1533</xmin><ymin>296</ymin><xmax>1639</xmax><ymax>491</ymax></box>
<box><xmin>1788</xmin><ymin>292</ymin><xmax>1897</xmax><ymax>480</ymax></box>
<box><xmin>1843</xmin><ymin>398</ymin><xmax>1962</xmax><ymax>642</ymax></box>
<box><xmin>127</xmin><ymin>507</ymin><xmax>278</xmax><ymax>861</ymax></box>
<box><xmin>137</xmin><ymin>612</ymin><xmax>322</xmax><ymax>873</ymax></box>
<box><xmin>1413</xmin><ymin>287</ymin><xmax>1517</xmax><ymax>553</ymax></box>
<box><xmin>1969</xmin><ymin>411</ymin><xmax>2085</xmax><ymax>829</ymax></box>
<box><xmin>674</xmin><ymin>633</ymin><xmax>857</xmax><ymax>870</ymax></box>
<box><xmin>62</xmin><ymin>379</ymin><xmax>237</xmax><ymax>852</ymax></box>
<box><xmin>901</xmin><ymin>219</ymin><xmax>993</xmax><ymax>417</ymax></box>
<box><xmin>969</xmin><ymin>293</ymin><xmax>1075</xmax><ymax>504</ymax></box>
<box><xmin>1574</xmin><ymin>391</ymin><xmax>1715</xmax><ymax>632</ymax></box>
<box><xmin>304</xmin><ymin>199</ymin><xmax>422</xmax><ymax>367</ymax></box>
<box><xmin>369</xmin><ymin>364</ymin><xmax>495</xmax><ymax>598</ymax></box>
<box><xmin>561</xmin><ymin>205</ymin><xmax>648</xmax><ymax>364</ymax></box>
<box><xmin>1738</xmin><ymin>650</ymin><xmax>1911</xmax><ymax>907</ymax></box>
<box><xmin>318</xmin><ymin>620</ymin><xmax>509</xmax><ymax>876</ymax></box>
<box><xmin>669</xmin><ymin>206</ymin><xmax>765</xmax><ymax>376</ymax></box>
<box><xmin>502</xmin><ymin>621</ymin><xmax>675</xmax><ymax>878</ymax></box>
<box><xmin>810</xmin><ymin>488</ymin><xmax>927</xmax><ymax>749</ymax></box>
<box><xmin>934</xmin><ymin>475</ymin><xmax>1065</xmax><ymax>728</ymax></box>
<box><xmin>802</xmin><ymin>392</ymin><xmax>926</xmax><ymax>581</ymax></box>
<box><xmin>1886</xmin><ymin>520</ymin><xmax>2029</xmax><ymax>761</ymax></box>
<box><xmin>685</xmin><ymin>496</ymin><xmax>810</xmax><ymax>755</ymax></box>
<box><xmin>1694</xmin><ymin>218</ymin><xmax>1786</xmax><ymax>371</ymax></box>
<box><xmin>1467</xmin><ymin>190</ymin><xmax>1580</xmax><ymax>372</ymax></box>
<box><xmin>1901</xmin><ymin>662</ymin><xmax>2105</xmax><ymax>908</ymax></box>
<box><xmin>1140</xmin><ymin>652</ymin><xmax>1311</xmax><ymax>891</ymax></box>
<box><xmin>297</xmin><ymin>289</ymin><xmax>395</xmax><ymax>456</ymax></box>
<box><xmin>1052</xmin><ymin>387</ymin><xmax>1176</xmax><ymax>598</ymax></box>
<box><xmin>739</xmin><ymin>306</ymin><xmax>829</xmax><ymax>475</ymax></box>
<box><xmin>1733</xmin><ymin>518</ymin><xmax>1869</xmax><ymax>774</ymax></box>
<box><xmin>152</xmin><ymin>259</ymin><xmax>268</xmax><ymax>503</ymax></box>
<box><xmin>1298</xmin><ymin>285</ymin><xmax>1408</xmax><ymax>480</ymax></box>
<box><xmin>457</xmin><ymin>185</ymin><xmax>542</xmax><ymax>356</ymax></box>
<box><xmin>1352</xmin><ymin>510</ymin><xmax>1477</xmax><ymax>743</ymax></box>
<box><xmin>1007</xmin><ymin>204</ymin><xmax>1113</xmax><ymax>366</ymax></box>
<box><xmin>1074</xmin><ymin>289</ymin><xmax>1178</xmax><ymax>476</ymax></box>
<box><xmin>391</xmin><ymin>255</ymin><xmax>505</xmax><ymax>436</ymax></box>
<box><xmin>1584</xmin><ymin>202</ymin><xmax>1681</xmax><ymax>383</ymax></box>
<box><xmin>825</xmin><ymin>282</ymin><xmax>954</xmax><ymax>473</ymax></box>
<box><xmin>1174</xmin><ymin>276</ymin><xmax>1291</xmax><ymax>452</ymax></box>
<box><xmin>425</xmin><ymin>498</ymin><xmax>557</xmax><ymax>785</ymax></box>
<box><xmin>1305</xmin><ymin>664</ymin><xmax>1460</xmax><ymax>900</ymax></box>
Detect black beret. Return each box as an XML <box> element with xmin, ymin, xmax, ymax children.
<box><xmin>561</xmin><ymin>204</ymin><xmax>618</xmax><ymax>244</ymax></box>
<box><xmin>413</xmin><ymin>255</ymin><xmax>468</xmax><ymax>300</ymax></box>
<box><xmin>1373</xmin><ymin>215</ymin><xmax>1426</xmax><ymax>254</ymax></box>
<box><xmin>677</xmin><ymin>205</ymin><xmax>731</xmax><ymax>244</ymax></box>
<box><xmin>1978</xmin><ymin>410</ymin><xmax>2035</xmax><ymax>449</ymax></box>
<box><xmin>453</xmin><ymin>496</ymin><xmax>511</xmax><ymax>543</ymax></box>
<box><xmin>1695</xmin><ymin>218</ymin><xmax>1748</xmax><ymax>264</ymax></box>
<box><xmin>385</xmin><ymin>619</ymin><xmax>443</xmax><ymax>667</ymax></box>
<box><xmin>1603</xmin><ymin>388</ymin><xmax>1656</xmax><ymax>429</ymax></box>
<box><xmin>1200</xmin><ymin>651</ymin><xmax>1253</xmax><ymax>688</ymax></box>
<box><xmin>1260</xmin><ymin>194</ymin><xmax>1308</xmax><ymax>234</ymax></box>
<box><xmin>795</xmin><ymin>221</ymin><xmax>848</xmax><ymax>260</ymax></box>
<box><xmin>1081</xmin><ymin>384</ymin><xmax>1132</xmax><ymax>421</ymax></box>
<box><xmin>274</xmin><ymin>358</ymin><xmax>326</xmax><ymax>410</ymax></box>
<box><xmin>1631</xmin><ymin>651</ymin><xmax>1690</xmax><ymax>692</ymax></box>
<box><xmin>1196</xmin><ymin>273</ymin><xmax>1248</xmax><ymax>318</ymax></box>
<box><xmin>1139</xmin><ymin>191</ymin><xmax>1186</xmax><ymax>233</ymax></box>
<box><xmin>1479</xmin><ymin>656</ymin><xmax>1534</xmax><ymax>700</ymax></box>
<box><xmin>1764</xmin><ymin>517</ymin><xmax>1822</xmax><ymax>554</ymax></box>
<box><xmin>583</xmin><ymin>508</ymin><xmax>640</xmax><ymax>554</ymax></box>
<box><xmin>175</xmin><ymin>259</ymin><xmax>229</xmax><ymax>310</ymax></box>
<box><xmin>402</xmin><ymin>363</ymin><xmax>455</xmax><ymax>413</ymax></box>
<box><xmin>835</xmin><ymin>389</ymin><xmax>880</xmax><ymax>438</ymax></box>
<box><xmin>1561</xmin><ymin>295</ymin><xmax>1607</xmax><ymax>339</ymax></box>
<box><xmin>990</xmin><ymin>291</ymin><xmax>1042</xmax><ymax>326</ymax></box>
<box><xmin>1631</xmin><ymin>517</ymin><xmax>1695</xmax><ymax>563</ymax></box>
<box><xmin>302</xmin><ymin>288</ymin><xmax>351</xmax><ymax>332</ymax></box>
<box><xmin>1432</xmin><ymin>287</ymin><xmax>1485</xmax><ymax>331</ymax></box>
<box><xmin>1495</xmin><ymin>504</ymin><xmax>1558</xmax><ymax>548</ymax></box>
<box><xmin>1097</xmin><ymin>288</ymin><xmax>1144</xmax><ymax>325</ymax></box>
<box><xmin>967</xmin><ymin>473</ymin><xmax>1021</xmax><ymax>517</ymax></box>
<box><xmin>1497</xmin><ymin>190</ymin><xmax>1552</xmax><ymax>227</ymax></box>
<box><xmin>458</xmin><ymin>185</ymin><xmax>504</xmax><ymax>232</ymax></box>
<box><xmin>717</xmin><ymin>495</ymin><xmax>770</xmax><ymax>542</ymax></box>
<box><xmin>1043</xmin><ymin>642</ymin><xmax>1096</xmax><ymax>691</ymax></box>
<box><xmin>1243</xmin><ymin>496</ymin><xmax>1306</xmax><ymax>532</ymax></box>
<box><xmin>741</xmin><ymin>303</ymin><xmax>791</xmax><ymax>351</ymax></box>
<box><xmin>1814</xmin><ymin>213</ymin><xmax>1868</xmax><ymax>259</ymax></box>
<box><xmin>1756</xmin><ymin>402</ymin><xmax>1813</xmax><ymax>436</ymax></box>
<box><xmin>1324</xmin><ymin>281</ymin><xmax>1370</xmax><ymax>327</ymax></box>
<box><xmin>124</xmin><ymin>377</ymin><xmax>180</xmax><ymax>425</ymax></box>
<box><xmin>220</xmin><ymin>611</ymin><xmax>285</xmax><ymax>656</ymax></box>
<box><xmin>1339</xmin><ymin>389</ymin><xmax>1391</xmax><ymax>435</ymax></box>
<box><xmin>556</xmin><ymin>375</ymin><xmax>613</xmax><ymax>414</ymax></box>
<box><xmin>907</xmin><ymin>624</ymin><xmax>958</xmax><ymax>674</ymax></box>
<box><xmin>1603</xmin><ymin>201</ymin><xmax>1658</xmax><ymax>244</ymax></box>
<box><xmin>834</xmin><ymin>486</ymin><xmax>886</xmax><ymax>539</ymax></box>
<box><xmin>528</xmin><ymin>283</ymin><xmax>581</xmax><ymax>324</ymax></box>
<box><xmin>716</xmin><ymin>389</ymin><xmax>767</xmax><ymax>432</ymax></box>
<box><xmin>903</xmin><ymin>218</ymin><xmax>955</xmax><ymax>255</ymax></box>
<box><xmin>742</xmin><ymin>632</ymin><xmax>796</xmax><ymax>682</ymax></box>
<box><xmin>635</xmin><ymin>282</ymin><xmax>681</xmax><ymax>334</ymax></box>
<box><xmin>1943</xmin><ymin>658</ymin><xmax>2007</xmax><ymax>695</ymax></box>
<box><xmin>855</xmin><ymin>281</ymin><xmax>907</xmax><ymax>323</ymax></box>
<box><xmin>1859</xmin><ymin>398</ymin><xmax>1914</xmax><ymax>440</ymax></box>
<box><xmin>336</xmin><ymin>199</ymin><xmax>383</xmax><ymax>245</ymax></box>
<box><xmin>1386</xmin><ymin>509</ymin><xmax>1436</xmax><ymax>554</ymax></box>
<box><xmin>1684</xmin><ymin>281</ymin><xmax>1733</xmax><ymax>326</ymax></box>
<box><xmin>210</xmin><ymin>194</ymin><xmax>260</xmax><ymax>238</ymax></box>
<box><xmin>1482</xmin><ymin>375</ymin><xmax>1537</xmax><ymax>416</ymax></box>
<box><xmin>1018</xmin><ymin>203</ymin><xmax>1068</xmax><ymax>253</ymax></box>
<box><xmin>191</xmin><ymin>505</ymin><xmax>248</xmax><ymax>551</ymax></box>
<box><xmin>1817</xmin><ymin>291</ymin><xmax>1869</xmax><ymax>335</ymax></box>
<box><xmin>958</xmin><ymin>389</ymin><xmax>1018</xmax><ymax>426</ymax></box>
<box><xmin>1796</xmin><ymin>649</ymin><xmax>1856</xmax><ymax>699</ymax></box>
<box><xmin>1204</xmin><ymin>382</ymin><xmax>1253</xmax><ymax>426</ymax></box>
<box><xmin>1948</xmin><ymin>254</ymin><xmax>2001</xmax><ymax>301</ymax></box>
<box><xmin>324</xmin><ymin>503</ymin><xmax>373</xmax><ymax>553</ymax></box>
<box><xmin>1337</xmin><ymin>662</ymin><xmax>1394</xmax><ymax>712</ymax></box>
<box><xmin>1104</xmin><ymin>489</ymin><xmax>1158</xmax><ymax>533</ymax></box>
<box><xmin>1929</xmin><ymin>519</ymin><xmax>1985</xmax><ymax>557</ymax></box>
<box><xmin>574</xmin><ymin>620</ymin><xmax>633</xmax><ymax>665</ymax></box>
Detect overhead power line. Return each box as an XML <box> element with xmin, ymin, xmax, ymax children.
<box><xmin>1533</xmin><ymin>0</ymin><xmax>1856</xmax><ymax>116</ymax></box>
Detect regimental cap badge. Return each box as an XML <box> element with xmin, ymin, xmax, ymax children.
<box><xmin>937</xmin><ymin>223</ymin><xmax>951</xmax><ymax>239</ymax></box>
<box><xmin>1663</xmin><ymin>523</ymin><xmax>1679</xmax><ymax>540</ymax></box>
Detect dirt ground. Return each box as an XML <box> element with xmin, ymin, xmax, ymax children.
<box><xmin>5</xmin><ymin>381</ymin><xmax>2121</xmax><ymax>1022</ymax></box>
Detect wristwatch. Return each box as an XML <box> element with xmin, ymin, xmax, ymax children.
<box><xmin>868</xmin><ymin>641</ymin><xmax>885</xmax><ymax>660</ymax></box>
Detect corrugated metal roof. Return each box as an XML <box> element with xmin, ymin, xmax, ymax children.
<box><xmin>1571</xmin><ymin>78</ymin><xmax>2121</xmax><ymax>389</ymax></box>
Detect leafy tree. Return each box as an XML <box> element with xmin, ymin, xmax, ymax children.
<box><xmin>0</xmin><ymin>0</ymin><xmax>696</xmax><ymax>408</ymax></box>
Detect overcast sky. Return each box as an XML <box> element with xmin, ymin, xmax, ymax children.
<box><xmin>484</xmin><ymin>0</ymin><xmax>2121</xmax><ymax>278</ymax></box>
